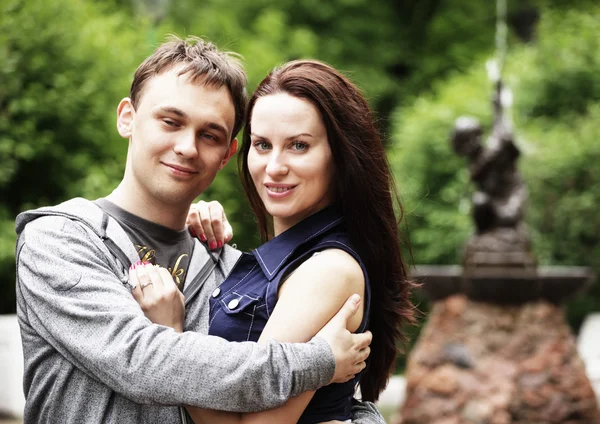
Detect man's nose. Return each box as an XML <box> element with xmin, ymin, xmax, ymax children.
<box><xmin>173</xmin><ymin>131</ymin><xmax>198</xmax><ymax>159</ymax></box>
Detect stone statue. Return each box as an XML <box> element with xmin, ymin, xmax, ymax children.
<box><xmin>451</xmin><ymin>80</ymin><xmax>533</xmax><ymax>268</ymax></box>
<box><xmin>451</xmin><ymin>80</ymin><xmax>526</xmax><ymax>234</ymax></box>
<box><xmin>401</xmin><ymin>78</ymin><xmax>599</xmax><ymax>424</ymax></box>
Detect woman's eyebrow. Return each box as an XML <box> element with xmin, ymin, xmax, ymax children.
<box><xmin>250</xmin><ymin>133</ymin><xmax>314</xmax><ymax>140</ymax></box>
<box><xmin>286</xmin><ymin>133</ymin><xmax>314</xmax><ymax>140</ymax></box>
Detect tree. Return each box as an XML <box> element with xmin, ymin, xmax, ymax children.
<box><xmin>0</xmin><ymin>0</ymin><xmax>150</xmax><ymax>313</ymax></box>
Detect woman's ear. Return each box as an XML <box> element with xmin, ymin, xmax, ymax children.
<box><xmin>116</xmin><ymin>98</ymin><xmax>135</xmax><ymax>138</ymax></box>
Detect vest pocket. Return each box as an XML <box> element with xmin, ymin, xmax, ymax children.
<box><xmin>218</xmin><ymin>292</ymin><xmax>263</xmax><ymax>341</ymax></box>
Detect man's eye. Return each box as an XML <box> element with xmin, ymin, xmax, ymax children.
<box><xmin>163</xmin><ymin>119</ymin><xmax>179</xmax><ymax>127</ymax></box>
<box><xmin>202</xmin><ymin>133</ymin><xmax>217</xmax><ymax>141</ymax></box>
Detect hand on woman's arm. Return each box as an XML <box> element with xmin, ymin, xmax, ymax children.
<box><xmin>187</xmin><ymin>248</ymin><xmax>366</xmax><ymax>424</ymax></box>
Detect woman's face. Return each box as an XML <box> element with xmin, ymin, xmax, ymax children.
<box><xmin>248</xmin><ymin>93</ymin><xmax>336</xmax><ymax>235</ymax></box>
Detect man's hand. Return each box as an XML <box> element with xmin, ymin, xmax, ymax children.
<box><xmin>187</xmin><ymin>200</ymin><xmax>233</xmax><ymax>250</ymax></box>
<box><xmin>130</xmin><ymin>262</ymin><xmax>185</xmax><ymax>333</ymax></box>
<box><xmin>316</xmin><ymin>294</ymin><xmax>372</xmax><ymax>384</ymax></box>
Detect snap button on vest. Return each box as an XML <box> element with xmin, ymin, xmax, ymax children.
<box><xmin>228</xmin><ymin>298</ymin><xmax>240</xmax><ymax>309</ymax></box>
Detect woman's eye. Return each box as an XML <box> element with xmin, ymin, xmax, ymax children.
<box><xmin>291</xmin><ymin>141</ymin><xmax>308</xmax><ymax>152</ymax></box>
<box><xmin>253</xmin><ymin>141</ymin><xmax>271</xmax><ymax>151</ymax></box>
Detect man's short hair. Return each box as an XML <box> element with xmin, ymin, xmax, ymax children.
<box><xmin>130</xmin><ymin>35</ymin><xmax>247</xmax><ymax>140</ymax></box>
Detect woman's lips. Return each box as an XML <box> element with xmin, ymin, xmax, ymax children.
<box><xmin>264</xmin><ymin>183</ymin><xmax>297</xmax><ymax>198</ymax></box>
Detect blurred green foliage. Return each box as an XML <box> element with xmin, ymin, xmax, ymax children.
<box><xmin>516</xmin><ymin>7</ymin><xmax>600</xmax><ymax>329</ymax></box>
<box><xmin>0</xmin><ymin>0</ymin><xmax>151</xmax><ymax>312</ymax></box>
<box><xmin>391</xmin><ymin>5</ymin><xmax>600</xmax><ymax>336</ymax></box>
<box><xmin>0</xmin><ymin>0</ymin><xmax>599</xmax><ymax>375</ymax></box>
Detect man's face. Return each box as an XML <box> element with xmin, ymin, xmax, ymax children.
<box><xmin>117</xmin><ymin>66</ymin><xmax>237</xmax><ymax>208</ymax></box>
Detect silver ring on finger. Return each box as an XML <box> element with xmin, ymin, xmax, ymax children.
<box><xmin>140</xmin><ymin>281</ymin><xmax>154</xmax><ymax>289</ymax></box>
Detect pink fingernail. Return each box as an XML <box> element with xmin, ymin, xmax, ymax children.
<box><xmin>217</xmin><ymin>240</ymin><xmax>223</xmax><ymax>248</ymax></box>
<box><xmin>200</xmin><ymin>234</ymin><xmax>207</xmax><ymax>242</ymax></box>
<box><xmin>209</xmin><ymin>241</ymin><xmax>217</xmax><ymax>250</ymax></box>
<box><xmin>189</xmin><ymin>227</ymin><xmax>196</xmax><ymax>237</ymax></box>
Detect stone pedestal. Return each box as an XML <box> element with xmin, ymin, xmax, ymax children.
<box><xmin>398</xmin><ymin>295</ymin><xmax>600</xmax><ymax>424</ymax></box>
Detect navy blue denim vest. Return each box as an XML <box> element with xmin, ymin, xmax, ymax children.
<box><xmin>208</xmin><ymin>206</ymin><xmax>371</xmax><ymax>423</ymax></box>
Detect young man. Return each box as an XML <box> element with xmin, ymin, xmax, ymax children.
<box><xmin>15</xmin><ymin>37</ymin><xmax>384</xmax><ymax>423</ymax></box>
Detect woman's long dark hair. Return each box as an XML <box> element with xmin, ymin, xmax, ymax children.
<box><xmin>239</xmin><ymin>60</ymin><xmax>414</xmax><ymax>401</ymax></box>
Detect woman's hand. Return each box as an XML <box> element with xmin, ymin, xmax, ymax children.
<box><xmin>130</xmin><ymin>262</ymin><xmax>185</xmax><ymax>333</ymax></box>
<box><xmin>187</xmin><ymin>200</ymin><xmax>233</xmax><ymax>250</ymax></box>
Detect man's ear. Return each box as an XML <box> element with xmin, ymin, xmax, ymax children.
<box><xmin>219</xmin><ymin>138</ymin><xmax>238</xmax><ymax>170</ymax></box>
<box><xmin>116</xmin><ymin>98</ymin><xmax>135</xmax><ymax>138</ymax></box>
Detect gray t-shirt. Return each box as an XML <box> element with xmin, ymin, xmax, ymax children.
<box><xmin>95</xmin><ymin>198</ymin><xmax>195</xmax><ymax>290</ymax></box>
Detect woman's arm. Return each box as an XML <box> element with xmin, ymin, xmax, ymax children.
<box><xmin>187</xmin><ymin>248</ymin><xmax>366</xmax><ymax>424</ymax></box>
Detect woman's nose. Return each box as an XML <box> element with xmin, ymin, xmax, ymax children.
<box><xmin>265</xmin><ymin>152</ymin><xmax>288</xmax><ymax>176</ymax></box>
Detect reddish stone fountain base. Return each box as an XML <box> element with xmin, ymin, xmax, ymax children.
<box><xmin>398</xmin><ymin>295</ymin><xmax>600</xmax><ymax>424</ymax></box>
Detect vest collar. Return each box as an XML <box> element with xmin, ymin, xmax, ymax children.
<box><xmin>253</xmin><ymin>206</ymin><xmax>343</xmax><ymax>281</ymax></box>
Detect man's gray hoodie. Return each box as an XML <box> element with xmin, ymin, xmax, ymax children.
<box><xmin>15</xmin><ymin>198</ymin><xmax>335</xmax><ymax>423</ymax></box>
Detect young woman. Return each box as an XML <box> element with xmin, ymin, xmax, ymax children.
<box><xmin>132</xmin><ymin>60</ymin><xmax>414</xmax><ymax>423</ymax></box>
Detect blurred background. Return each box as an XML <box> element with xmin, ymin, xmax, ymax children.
<box><xmin>1</xmin><ymin>0</ymin><xmax>599</xmax><ymax>420</ymax></box>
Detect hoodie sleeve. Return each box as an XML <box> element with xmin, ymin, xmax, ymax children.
<box><xmin>16</xmin><ymin>215</ymin><xmax>335</xmax><ymax>411</ymax></box>
<box><xmin>350</xmin><ymin>400</ymin><xmax>387</xmax><ymax>424</ymax></box>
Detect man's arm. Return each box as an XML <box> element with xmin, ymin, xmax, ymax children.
<box><xmin>16</xmin><ymin>216</ymin><xmax>339</xmax><ymax>411</ymax></box>
<box><xmin>181</xmin><ymin>248</ymin><xmax>366</xmax><ymax>424</ymax></box>
<box><xmin>350</xmin><ymin>400</ymin><xmax>387</xmax><ymax>424</ymax></box>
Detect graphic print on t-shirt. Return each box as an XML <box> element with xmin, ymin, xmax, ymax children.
<box><xmin>136</xmin><ymin>244</ymin><xmax>189</xmax><ymax>287</ymax></box>
<box><xmin>95</xmin><ymin>198</ymin><xmax>195</xmax><ymax>291</ymax></box>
